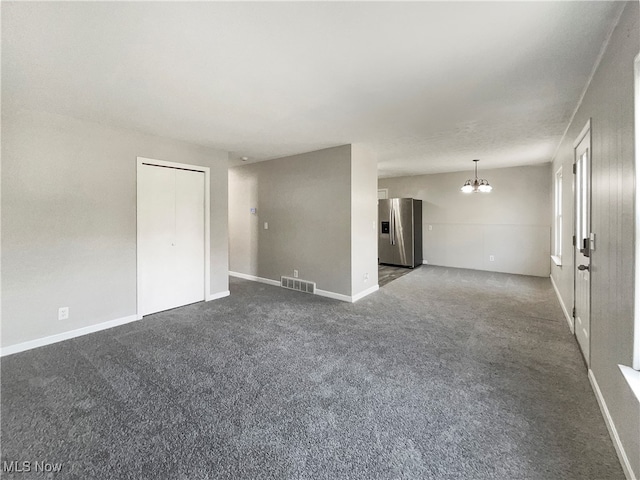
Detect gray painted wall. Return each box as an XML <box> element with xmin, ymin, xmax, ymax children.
<box><xmin>1</xmin><ymin>108</ymin><xmax>229</xmax><ymax>348</ymax></box>
<box><xmin>379</xmin><ymin>164</ymin><xmax>551</xmax><ymax>277</ymax></box>
<box><xmin>351</xmin><ymin>144</ymin><xmax>379</xmax><ymax>296</ymax></box>
<box><xmin>229</xmin><ymin>146</ymin><xmax>353</xmax><ymax>296</ymax></box>
<box><xmin>550</xmin><ymin>2</ymin><xmax>639</xmax><ymax>476</ymax></box>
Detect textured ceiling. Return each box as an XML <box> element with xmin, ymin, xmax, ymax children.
<box><xmin>2</xmin><ymin>2</ymin><xmax>624</xmax><ymax>177</ymax></box>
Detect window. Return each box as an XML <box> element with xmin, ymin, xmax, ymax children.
<box><xmin>552</xmin><ymin>167</ymin><xmax>563</xmax><ymax>265</ymax></box>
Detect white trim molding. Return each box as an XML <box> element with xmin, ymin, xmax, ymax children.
<box><xmin>230</xmin><ymin>272</ymin><xmax>379</xmax><ymax>303</ymax></box>
<box><xmin>633</xmin><ymin>53</ymin><xmax>640</xmax><ymax>370</ymax></box>
<box><xmin>573</xmin><ymin>118</ymin><xmax>592</xmax><ymax>149</ymax></box>
<box><xmin>2</xmin><ymin>287</ymin><xmax>231</xmax><ymax>357</ymax></box>
<box><xmin>315</xmin><ymin>289</ymin><xmax>352</xmax><ymax>302</ymax></box>
<box><xmin>550</xmin><ymin>274</ymin><xmax>574</xmax><ymax>334</ymax></box>
<box><xmin>589</xmin><ymin>369</ymin><xmax>636</xmax><ymax>480</ymax></box>
<box><xmin>550</xmin><ymin>2</ymin><xmax>624</xmax><ymax>162</ymax></box>
<box><xmin>206</xmin><ymin>290</ymin><xmax>230</xmax><ymax>302</ymax></box>
<box><xmin>229</xmin><ymin>271</ymin><xmax>280</xmax><ymax>287</ymax></box>
<box><xmin>1</xmin><ymin>314</ymin><xmax>140</xmax><ymax>357</ymax></box>
<box><xmin>351</xmin><ymin>284</ymin><xmax>379</xmax><ymax>302</ymax></box>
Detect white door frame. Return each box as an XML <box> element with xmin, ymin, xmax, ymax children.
<box><xmin>136</xmin><ymin>157</ymin><xmax>211</xmax><ymax>318</ymax></box>
<box><xmin>633</xmin><ymin>53</ymin><xmax>640</xmax><ymax>370</ymax></box>
<box><xmin>573</xmin><ymin>119</ymin><xmax>591</xmax><ymax>366</ymax></box>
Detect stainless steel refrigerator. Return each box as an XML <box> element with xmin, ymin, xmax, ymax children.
<box><xmin>378</xmin><ymin>198</ymin><xmax>423</xmax><ymax>268</ymax></box>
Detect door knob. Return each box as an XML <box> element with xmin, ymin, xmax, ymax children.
<box><xmin>578</xmin><ymin>264</ymin><xmax>589</xmax><ymax>271</ymax></box>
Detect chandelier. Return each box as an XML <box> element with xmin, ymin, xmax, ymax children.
<box><xmin>461</xmin><ymin>159</ymin><xmax>492</xmax><ymax>193</ymax></box>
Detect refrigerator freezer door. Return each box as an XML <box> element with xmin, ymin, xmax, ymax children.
<box><xmin>378</xmin><ymin>200</ymin><xmax>395</xmax><ymax>264</ymax></box>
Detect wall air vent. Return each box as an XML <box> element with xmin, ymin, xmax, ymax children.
<box><xmin>280</xmin><ymin>276</ymin><xmax>316</xmax><ymax>294</ymax></box>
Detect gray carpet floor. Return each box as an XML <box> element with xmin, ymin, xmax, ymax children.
<box><xmin>1</xmin><ymin>266</ymin><xmax>624</xmax><ymax>479</ymax></box>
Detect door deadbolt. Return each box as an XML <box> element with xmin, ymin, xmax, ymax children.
<box><xmin>578</xmin><ymin>264</ymin><xmax>589</xmax><ymax>271</ymax></box>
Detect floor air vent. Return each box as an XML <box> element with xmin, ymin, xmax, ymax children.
<box><xmin>281</xmin><ymin>276</ymin><xmax>316</xmax><ymax>294</ymax></box>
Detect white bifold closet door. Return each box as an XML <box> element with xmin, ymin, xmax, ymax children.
<box><xmin>138</xmin><ymin>164</ymin><xmax>205</xmax><ymax>316</ymax></box>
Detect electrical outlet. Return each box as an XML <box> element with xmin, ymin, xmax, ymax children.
<box><xmin>293</xmin><ymin>269</ymin><xmax>299</xmax><ymax>278</ymax></box>
<box><xmin>428</xmin><ymin>225</ymin><xmax>433</xmax><ymax>231</ymax></box>
<box><xmin>489</xmin><ymin>255</ymin><xmax>495</xmax><ymax>262</ymax></box>
<box><xmin>264</xmin><ymin>222</ymin><xmax>268</xmax><ymax>230</ymax></box>
<box><xmin>58</xmin><ymin>307</ymin><xmax>69</xmax><ymax>321</ymax></box>
<box><xmin>363</xmin><ymin>272</ymin><xmax>369</xmax><ymax>282</ymax></box>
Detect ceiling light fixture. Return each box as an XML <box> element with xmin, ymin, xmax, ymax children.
<box><xmin>461</xmin><ymin>159</ymin><xmax>492</xmax><ymax>193</ymax></box>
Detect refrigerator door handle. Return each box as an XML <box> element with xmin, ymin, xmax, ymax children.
<box><xmin>389</xmin><ymin>206</ymin><xmax>395</xmax><ymax>245</ymax></box>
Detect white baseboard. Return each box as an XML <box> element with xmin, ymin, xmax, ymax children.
<box><xmin>206</xmin><ymin>290</ymin><xmax>230</xmax><ymax>301</ymax></box>
<box><xmin>315</xmin><ymin>289</ymin><xmax>352</xmax><ymax>302</ymax></box>
<box><xmin>351</xmin><ymin>284</ymin><xmax>379</xmax><ymax>302</ymax></box>
<box><xmin>550</xmin><ymin>274</ymin><xmax>574</xmax><ymax>334</ymax></box>
<box><xmin>230</xmin><ymin>271</ymin><xmax>377</xmax><ymax>303</ymax></box>
<box><xmin>0</xmin><ymin>314</ymin><xmax>140</xmax><ymax>357</ymax></box>
<box><xmin>229</xmin><ymin>271</ymin><xmax>280</xmax><ymax>287</ymax></box>
<box><xmin>588</xmin><ymin>369</ymin><xmax>636</xmax><ymax>480</ymax></box>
